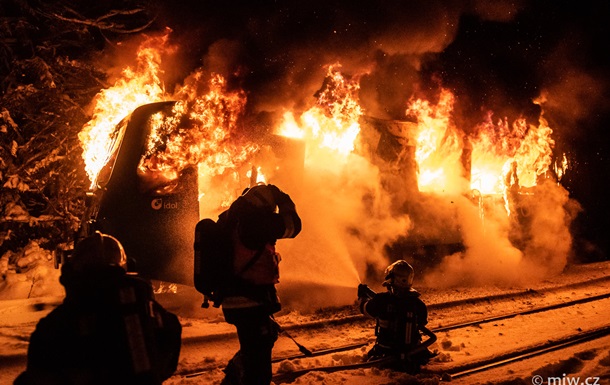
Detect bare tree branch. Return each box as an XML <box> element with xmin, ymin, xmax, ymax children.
<box><xmin>37</xmin><ymin>3</ymin><xmax>157</xmax><ymax>34</ymax></box>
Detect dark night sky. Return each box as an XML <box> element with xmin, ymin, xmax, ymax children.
<box><xmin>433</xmin><ymin>2</ymin><xmax>610</xmax><ymax>260</ymax></box>
<box><xmin>145</xmin><ymin>0</ymin><xmax>610</xmax><ymax>259</ymax></box>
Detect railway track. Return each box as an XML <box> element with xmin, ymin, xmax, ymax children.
<box><xmin>179</xmin><ymin>274</ymin><xmax>610</xmax><ymax>347</ymax></box>
<box><xmin>3</xmin><ymin>266</ymin><xmax>609</xmax><ymax>384</ymax></box>
<box><xmin>179</xmin><ymin>290</ymin><xmax>610</xmax><ymax>380</ymax></box>
<box><xmin>445</xmin><ymin>324</ymin><xmax>610</xmax><ymax>380</ymax></box>
<box><xmin>270</xmin><ymin>324</ymin><xmax>610</xmax><ymax>383</ymax></box>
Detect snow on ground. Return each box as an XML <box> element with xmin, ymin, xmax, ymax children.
<box><xmin>1</xmin><ymin>250</ymin><xmax>610</xmax><ymax>385</ymax></box>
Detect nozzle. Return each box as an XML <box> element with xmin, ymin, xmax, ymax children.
<box><xmin>358</xmin><ymin>283</ymin><xmax>376</xmax><ymax>300</ymax></box>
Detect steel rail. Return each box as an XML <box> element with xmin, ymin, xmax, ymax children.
<box><xmin>180</xmin><ymin>274</ymin><xmax>610</xmax><ymax>346</ymax></box>
<box><xmin>434</xmin><ymin>290</ymin><xmax>610</xmax><ymax>333</ymax></box>
<box><xmin>270</xmin><ymin>324</ymin><xmax>610</xmax><ymax>383</ymax></box>
<box><xmin>445</xmin><ymin>324</ymin><xmax>610</xmax><ymax>379</ymax></box>
<box><xmin>271</xmin><ymin>290</ymin><xmax>610</xmax><ymax>362</ymax></box>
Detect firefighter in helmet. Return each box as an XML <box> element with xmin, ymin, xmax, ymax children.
<box><xmin>219</xmin><ymin>183</ymin><xmax>302</xmax><ymax>385</ymax></box>
<box><xmin>15</xmin><ymin>231</ymin><xmax>181</xmax><ymax>385</ymax></box>
<box><xmin>358</xmin><ymin>259</ymin><xmax>437</xmax><ymax>374</ymax></box>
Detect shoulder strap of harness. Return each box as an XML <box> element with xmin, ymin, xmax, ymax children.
<box><xmin>235</xmin><ymin>247</ymin><xmax>265</xmax><ymax>276</ymax></box>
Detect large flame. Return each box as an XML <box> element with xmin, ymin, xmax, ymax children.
<box><xmin>79</xmin><ymin>34</ymin><xmax>257</xmax><ymax>214</ymax></box>
<box><xmin>79</xmin><ymin>33</ymin><xmax>173</xmax><ymax>188</ymax></box>
<box><xmin>406</xmin><ymin>89</ymin><xmax>467</xmax><ymax>195</ymax></box>
<box><xmin>278</xmin><ymin>64</ymin><xmax>362</xmax><ymax>161</ymax></box>
<box><xmin>79</xmin><ymin>36</ymin><xmax>562</xmax><ymax>220</ymax></box>
<box><xmin>77</xmin><ymin>32</ymin><xmax>573</xmax><ymax>292</ymax></box>
<box><xmin>138</xmin><ymin>73</ymin><xmax>253</xmax><ymax>193</ymax></box>
<box><xmin>406</xmin><ymin>88</ymin><xmax>561</xmax><ymax>212</ymax></box>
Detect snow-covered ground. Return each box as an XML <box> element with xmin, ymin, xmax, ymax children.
<box><xmin>1</xmin><ymin>250</ymin><xmax>610</xmax><ymax>385</ymax></box>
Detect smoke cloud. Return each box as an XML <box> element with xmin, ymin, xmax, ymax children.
<box><xmin>423</xmin><ymin>180</ymin><xmax>581</xmax><ymax>288</ymax></box>
<box><xmin>278</xmin><ymin>151</ymin><xmax>411</xmax><ymax>308</ymax></box>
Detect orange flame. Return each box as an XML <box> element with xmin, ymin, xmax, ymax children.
<box><xmin>470</xmin><ymin>112</ymin><xmax>555</xmax><ymax>196</ymax></box>
<box><xmin>406</xmin><ymin>89</ymin><xmax>467</xmax><ymax>194</ymax></box>
<box><xmin>79</xmin><ymin>32</ymin><xmax>258</xmax><ymax>215</ymax></box>
<box><xmin>278</xmin><ymin>64</ymin><xmax>362</xmax><ymax>160</ymax></box>
<box><xmin>79</xmin><ymin>32</ymin><xmax>174</xmax><ymax>188</ymax></box>
<box><xmin>80</xmin><ymin>34</ymin><xmax>563</xmax><ymax>225</ymax></box>
<box><xmin>138</xmin><ymin>73</ymin><xmax>252</xmax><ymax>189</ymax></box>
<box><xmin>406</xmin><ymin>89</ymin><xmax>561</xmax><ymax>208</ymax></box>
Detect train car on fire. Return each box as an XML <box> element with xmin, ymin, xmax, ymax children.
<box><xmin>72</xmin><ymin>101</ymin><xmax>304</xmax><ymax>285</ymax></box>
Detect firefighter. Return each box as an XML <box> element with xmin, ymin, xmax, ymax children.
<box><xmin>358</xmin><ymin>259</ymin><xmax>437</xmax><ymax>374</ymax></box>
<box><xmin>14</xmin><ymin>231</ymin><xmax>182</xmax><ymax>385</ymax></box>
<box><xmin>219</xmin><ymin>183</ymin><xmax>301</xmax><ymax>385</ymax></box>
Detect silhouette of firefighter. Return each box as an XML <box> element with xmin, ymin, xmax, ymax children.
<box><xmin>217</xmin><ymin>183</ymin><xmax>302</xmax><ymax>385</ymax></box>
<box><xmin>358</xmin><ymin>259</ymin><xmax>437</xmax><ymax>374</ymax></box>
<box><xmin>14</xmin><ymin>231</ymin><xmax>182</xmax><ymax>385</ymax></box>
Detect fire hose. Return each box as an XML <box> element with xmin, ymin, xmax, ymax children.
<box><xmin>270</xmin><ymin>317</ymin><xmax>313</xmax><ymax>356</ymax></box>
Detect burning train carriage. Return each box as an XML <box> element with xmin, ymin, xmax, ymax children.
<box><xmin>357</xmin><ymin>113</ymin><xmax>558</xmax><ymax>273</ymax></box>
<box><xmin>67</xmin><ymin>102</ymin><xmax>553</xmax><ymax>286</ymax></box>
<box><xmin>71</xmin><ymin>101</ymin><xmax>305</xmax><ymax>285</ymax></box>
<box><xmin>358</xmin><ymin>116</ymin><xmax>467</xmax><ymax>268</ymax></box>
<box><xmin>75</xmin><ymin>102</ymin><xmax>199</xmax><ymax>284</ymax></box>
<box><xmin>66</xmin><ymin>51</ymin><xmax>566</xmax><ymax>290</ymax></box>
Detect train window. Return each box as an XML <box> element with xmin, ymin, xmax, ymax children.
<box><xmin>137</xmin><ymin>109</ymin><xmax>183</xmax><ymax>195</ymax></box>
<box><xmin>96</xmin><ymin>118</ymin><xmax>128</xmax><ymax>190</ymax></box>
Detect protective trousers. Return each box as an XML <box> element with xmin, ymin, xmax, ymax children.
<box><xmin>223</xmin><ymin>306</ymin><xmax>279</xmax><ymax>385</ymax></box>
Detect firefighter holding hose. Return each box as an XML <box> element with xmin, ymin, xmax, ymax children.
<box><xmin>358</xmin><ymin>259</ymin><xmax>437</xmax><ymax>374</ymax></box>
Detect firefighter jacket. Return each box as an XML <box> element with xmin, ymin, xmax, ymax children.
<box><xmin>219</xmin><ymin>184</ymin><xmax>301</xmax><ymax>314</ymax></box>
<box><xmin>360</xmin><ymin>289</ymin><xmax>428</xmax><ymax>353</ymax></box>
<box><xmin>14</xmin><ymin>266</ymin><xmax>181</xmax><ymax>385</ymax></box>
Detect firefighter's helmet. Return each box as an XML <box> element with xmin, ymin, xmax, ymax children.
<box><xmin>383</xmin><ymin>260</ymin><xmax>414</xmax><ymax>290</ymax></box>
<box><xmin>242</xmin><ymin>184</ymin><xmax>277</xmax><ymax>212</ymax></box>
<box><xmin>68</xmin><ymin>231</ymin><xmax>128</xmax><ymax>272</ymax></box>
